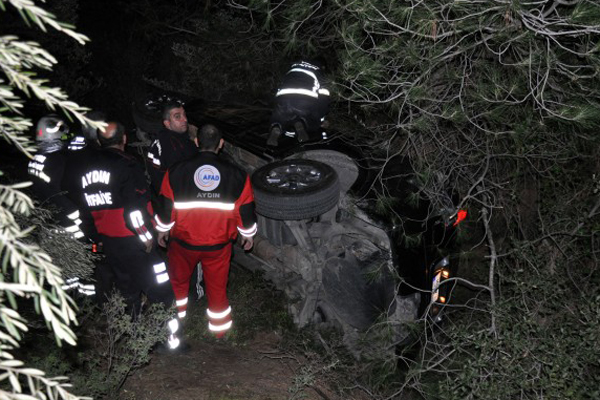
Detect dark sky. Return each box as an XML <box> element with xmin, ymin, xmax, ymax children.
<box><xmin>1</xmin><ymin>0</ymin><xmax>163</xmax><ymax>174</ymax></box>
<box><xmin>76</xmin><ymin>1</ymin><xmax>150</xmax><ymax>125</ymax></box>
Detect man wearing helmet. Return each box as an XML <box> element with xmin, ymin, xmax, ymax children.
<box><xmin>27</xmin><ymin>115</ymin><xmax>97</xmax><ymax>297</ymax></box>
<box><xmin>27</xmin><ymin>115</ymin><xmax>88</xmax><ymax>240</ymax></box>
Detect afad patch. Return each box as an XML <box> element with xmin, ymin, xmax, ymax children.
<box><xmin>194</xmin><ymin>164</ymin><xmax>221</xmax><ymax>191</ymax></box>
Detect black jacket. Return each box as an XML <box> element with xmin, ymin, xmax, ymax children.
<box><xmin>146</xmin><ymin>127</ymin><xmax>197</xmax><ymax>196</ymax></box>
<box><xmin>276</xmin><ymin>61</ymin><xmax>330</xmax><ymax>106</ymax></box>
<box><xmin>78</xmin><ymin>147</ymin><xmax>154</xmax><ymax>245</ymax></box>
<box><xmin>271</xmin><ymin>61</ymin><xmax>331</xmax><ymax>134</ymax></box>
<box><xmin>28</xmin><ymin>149</ymin><xmax>73</xmax><ymax>213</ymax></box>
<box><xmin>27</xmin><ymin>148</ymin><xmax>88</xmax><ymax>238</ymax></box>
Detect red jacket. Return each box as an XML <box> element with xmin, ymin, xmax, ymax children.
<box><xmin>157</xmin><ymin>151</ymin><xmax>257</xmax><ymax>250</ymax></box>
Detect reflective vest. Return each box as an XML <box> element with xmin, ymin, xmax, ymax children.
<box><xmin>276</xmin><ymin>61</ymin><xmax>330</xmax><ymax>99</ymax></box>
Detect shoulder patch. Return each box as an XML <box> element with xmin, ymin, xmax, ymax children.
<box><xmin>194</xmin><ymin>165</ymin><xmax>221</xmax><ymax>191</ymax></box>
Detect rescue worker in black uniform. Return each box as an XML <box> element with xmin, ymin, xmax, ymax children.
<box><xmin>146</xmin><ymin>101</ymin><xmax>198</xmax><ymax>199</ymax></box>
<box><xmin>63</xmin><ymin>110</ymin><xmax>106</xmax><ymax>222</ymax></box>
<box><xmin>27</xmin><ymin>115</ymin><xmax>97</xmax><ymax>296</ymax></box>
<box><xmin>27</xmin><ymin>115</ymin><xmax>87</xmax><ymax>239</ymax></box>
<box><xmin>77</xmin><ymin>121</ymin><xmax>183</xmax><ymax>351</ymax></box>
<box><xmin>267</xmin><ymin>60</ymin><xmax>331</xmax><ymax>147</ymax></box>
<box><xmin>62</xmin><ymin>111</ymin><xmax>116</xmax><ymax>300</ymax></box>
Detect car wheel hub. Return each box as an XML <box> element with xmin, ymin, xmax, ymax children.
<box><xmin>265</xmin><ymin>165</ymin><xmax>322</xmax><ymax>190</ymax></box>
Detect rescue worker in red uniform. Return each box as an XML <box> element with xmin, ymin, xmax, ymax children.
<box><xmin>77</xmin><ymin>121</ymin><xmax>182</xmax><ymax>351</ymax></box>
<box><xmin>146</xmin><ymin>101</ymin><xmax>198</xmax><ymax>199</ymax></box>
<box><xmin>156</xmin><ymin>124</ymin><xmax>257</xmax><ymax>338</ymax></box>
<box><xmin>267</xmin><ymin>60</ymin><xmax>331</xmax><ymax>147</ymax></box>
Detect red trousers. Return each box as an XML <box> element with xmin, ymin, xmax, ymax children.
<box><xmin>167</xmin><ymin>241</ymin><xmax>232</xmax><ymax>333</ymax></box>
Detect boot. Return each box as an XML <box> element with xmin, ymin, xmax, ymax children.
<box><xmin>267</xmin><ymin>126</ymin><xmax>281</xmax><ymax>147</ymax></box>
<box><xmin>155</xmin><ymin>339</ymin><xmax>191</xmax><ymax>355</ymax></box>
<box><xmin>294</xmin><ymin>121</ymin><xmax>309</xmax><ymax>143</ymax></box>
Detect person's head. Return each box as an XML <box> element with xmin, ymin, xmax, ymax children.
<box><xmin>98</xmin><ymin>122</ymin><xmax>126</xmax><ymax>149</ymax></box>
<box><xmin>36</xmin><ymin>114</ymin><xmax>70</xmax><ymax>143</ymax></box>
<box><xmin>196</xmin><ymin>124</ymin><xmax>223</xmax><ymax>152</ymax></box>
<box><xmin>162</xmin><ymin>101</ymin><xmax>188</xmax><ymax>134</ymax></box>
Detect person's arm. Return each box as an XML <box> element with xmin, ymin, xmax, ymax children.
<box><xmin>29</xmin><ymin>153</ymin><xmax>86</xmax><ymax>239</ymax></box>
<box><xmin>155</xmin><ymin>170</ymin><xmax>176</xmax><ymax>247</ymax></box>
<box><xmin>146</xmin><ymin>139</ymin><xmax>167</xmax><ymax>197</ymax></box>
<box><xmin>235</xmin><ymin>175</ymin><xmax>257</xmax><ymax>250</ymax></box>
<box><xmin>316</xmin><ymin>76</ymin><xmax>331</xmax><ymax>118</ymax></box>
<box><xmin>122</xmin><ymin>162</ymin><xmax>154</xmax><ymax>252</ymax></box>
<box><xmin>77</xmin><ymin>207</ymin><xmax>99</xmax><ymax>243</ymax></box>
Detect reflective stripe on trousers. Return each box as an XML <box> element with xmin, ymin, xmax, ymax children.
<box><xmin>167</xmin><ymin>241</ymin><xmax>233</xmax><ymax>335</ymax></box>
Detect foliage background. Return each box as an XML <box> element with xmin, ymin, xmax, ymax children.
<box><xmin>2</xmin><ymin>0</ymin><xmax>600</xmax><ymax>398</ymax></box>
<box><xmin>232</xmin><ymin>1</ymin><xmax>600</xmax><ymax>398</ymax></box>
<box><xmin>0</xmin><ymin>0</ymin><xmax>100</xmax><ymax>397</ymax></box>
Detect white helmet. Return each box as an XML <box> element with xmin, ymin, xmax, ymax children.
<box><xmin>36</xmin><ymin>115</ymin><xmax>70</xmax><ymax>142</ymax></box>
<box><xmin>35</xmin><ymin>114</ymin><xmax>69</xmax><ymax>142</ymax></box>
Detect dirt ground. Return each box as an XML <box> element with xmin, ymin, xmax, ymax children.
<box><xmin>120</xmin><ymin>332</ymin><xmax>366</xmax><ymax>400</ymax></box>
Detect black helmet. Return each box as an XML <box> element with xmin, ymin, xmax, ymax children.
<box><xmin>36</xmin><ymin>115</ymin><xmax>70</xmax><ymax>142</ymax></box>
<box><xmin>81</xmin><ymin>110</ymin><xmax>107</xmax><ymax>141</ymax></box>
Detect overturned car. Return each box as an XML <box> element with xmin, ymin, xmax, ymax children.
<box><xmin>132</xmin><ymin>96</ymin><xmax>465</xmax><ymax>355</ymax></box>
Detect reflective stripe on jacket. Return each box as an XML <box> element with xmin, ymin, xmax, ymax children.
<box><xmin>78</xmin><ymin>148</ymin><xmax>154</xmax><ymax>243</ymax></box>
<box><xmin>158</xmin><ymin>151</ymin><xmax>257</xmax><ymax>249</ymax></box>
<box><xmin>275</xmin><ymin>61</ymin><xmax>330</xmax><ymax>100</ymax></box>
<box><xmin>146</xmin><ymin>127</ymin><xmax>197</xmax><ymax>196</ymax></box>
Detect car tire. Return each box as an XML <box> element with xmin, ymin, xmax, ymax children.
<box><xmin>251</xmin><ymin>159</ymin><xmax>340</xmax><ymax>220</ymax></box>
<box><xmin>287</xmin><ymin>150</ymin><xmax>359</xmax><ymax>194</ymax></box>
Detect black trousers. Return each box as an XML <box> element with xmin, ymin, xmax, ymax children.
<box><xmin>99</xmin><ymin>236</ymin><xmax>174</xmax><ymax>314</ymax></box>
<box><xmin>270</xmin><ymin>94</ymin><xmax>329</xmax><ymax>138</ymax></box>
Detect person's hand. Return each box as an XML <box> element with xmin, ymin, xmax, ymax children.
<box><xmin>240</xmin><ymin>236</ymin><xmax>254</xmax><ymax>251</ymax></box>
<box><xmin>144</xmin><ymin>239</ymin><xmax>153</xmax><ymax>253</ymax></box>
<box><xmin>188</xmin><ymin>124</ymin><xmax>198</xmax><ymax>142</ymax></box>
<box><xmin>158</xmin><ymin>231</ymin><xmax>170</xmax><ymax>248</ymax></box>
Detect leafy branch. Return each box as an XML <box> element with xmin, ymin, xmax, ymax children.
<box><xmin>0</xmin><ymin>1</ymin><xmax>99</xmax><ymax>398</ymax></box>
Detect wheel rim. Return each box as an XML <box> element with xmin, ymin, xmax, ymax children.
<box><xmin>263</xmin><ymin>163</ymin><xmax>324</xmax><ymax>191</ymax></box>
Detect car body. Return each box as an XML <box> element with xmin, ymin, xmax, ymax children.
<box><xmin>132</xmin><ymin>94</ymin><xmax>464</xmax><ymax>356</ymax></box>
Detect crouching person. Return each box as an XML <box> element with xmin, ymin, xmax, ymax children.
<box><xmin>75</xmin><ymin>121</ymin><xmax>183</xmax><ymax>352</ymax></box>
<box><xmin>267</xmin><ymin>60</ymin><xmax>331</xmax><ymax>146</ymax></box>
<box><xmin>155</xmin><ymin>124</ymin><xmax>257</xmax><ymax>339</ymax></box>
